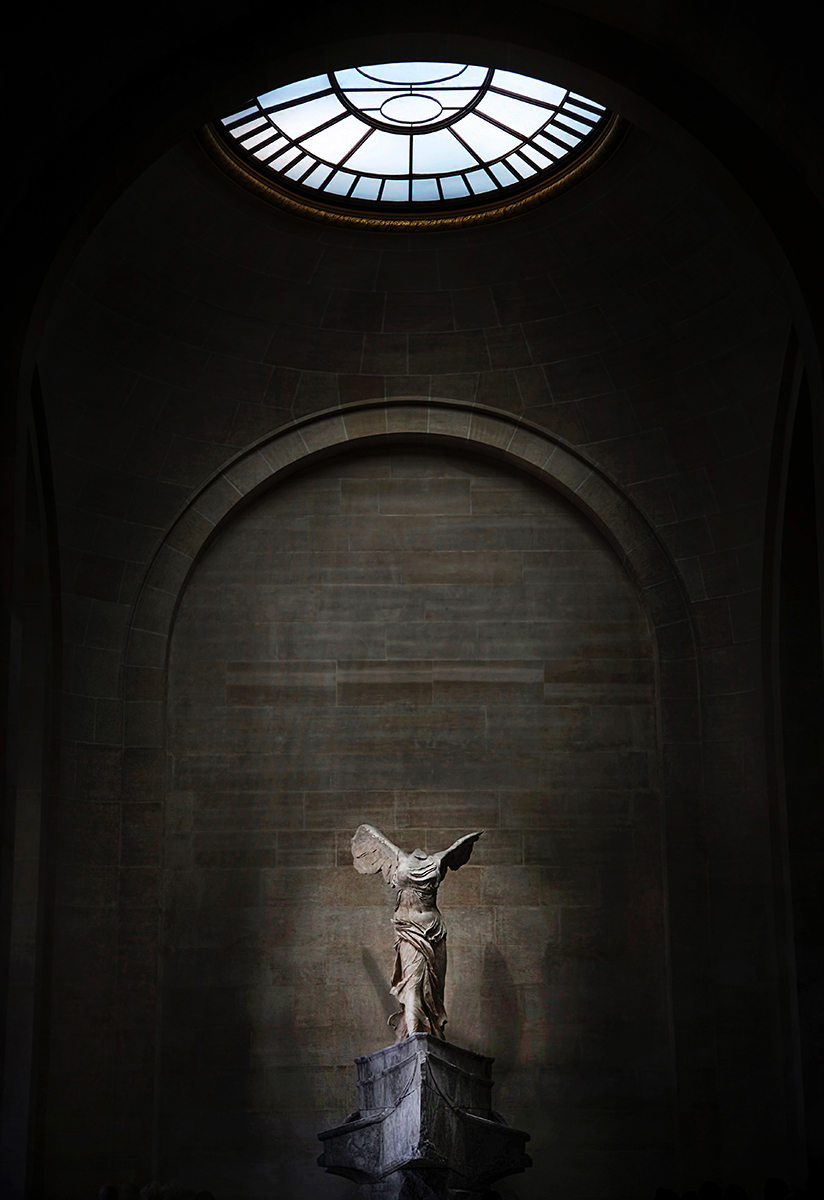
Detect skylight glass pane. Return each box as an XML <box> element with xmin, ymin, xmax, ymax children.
<box><xmin>253</xmin><ymin>138</ymin><xmax>286</xmax><ymax>162</ymax></box>
<box><xmin>222</xmin><ymin>105</ymin><xmax>258</xmax><ymax>126</ymax></box>
<box><xmin>259</xmin><ymin>75</ymin><xmax>329</xmax><ymax>110</ymax></box>
<box><xmin>555</xmin><ymin>113</ymin><xmax>593</xmax><ymax>135</ymax></box>
<box><xmin>412</xmin><ymin>128</ymin><xmax>476</xmax><ymax>174</ymax></box>
<box><xmin>520</xmin><ymin>143</ymin><xmax>554</xmax><ymax>169</ymax></box>
<box><xmin>382</xmin><ymin>179</ymin><xmax>411</xmax><ymax>201</ymax></box>
<box><xmin>303</xmin><ymin>164</ymin><xmax>333</xmax><ymax>189</ymax></box>
<box><xmin>233</xmin><ymin>116</ymin><xmax>268</xmax><ymax>137</ymax></box>
<box><xmin>454</xmin><ymin>65</ymin><xmax>488</xmax><ymax>88</ymax></box>
<box><xmin>532</xmin><ymin>137</ymin><xmax>558</xmax><ymax>160</ymax></box>
<box><xmin>565</xmin><ymin>102</ymin><xmax>600</xmax><ymax>122</ymax></box>
<box><xmin>358</xmin><ymin>62</ymin><xmax>467</xmax><ymax>84</ymax></box>
<box><xmin>242</xmin><ymin>126</ymin><xmax>278</xmax><ymax>150</ymax></box>
<box><xmin>412</xmin><ymin>178</ymin><xmax>440</xmax><ymax>201</ymax></box>
<box><xmin>382</xmin><ymin>94</ymin><xmax>444</xmax><ymax>125</ymax></box>
<box><xmin>476</xmin><ymin>92</ymin><xmax>548</xmax><ymax>138</ymax></box>
<box><xmin>346</xmin><ymin>130</ymin><xmax>410</xmax><ymax>174</ymax></box>
<box><xmin>465</xmin><ymin>168</ymin><xmax>497</xmax><ymax>194</ymax></box>
<box><xmin>489</xmin><ymin>161</ymin><xmax>519</xmax><ymax>186</ymax></box>
<box><xmin>352</xmin><ymin>176</ymin><xmax>382</xmax><ymax>200</ymax></box>
<box><xmin>507</xmin><ymin>154</ymin><xmax>537</xmax><ymax>177</ymax></box>
<box><xmin>492</xmin><ymin>70</ymin><xmax>566</xmax><ymax>107</ymax></box>
<box><xmin>570</xmin><ymin>91</ymin><xmax>605</xmax><ymax>109</ymax></box>
<box><xmin>425</xmin><ymin>89</ymin><xmax>485</xmax><ymax>108</ymax></box>
<box><xmin>440</xmin><ymin>175</ymin><xmax>469</xmax><ymax>198</ymax></box>
<box><xmin>544</xmin><ymin>122</ymin><xmax>580</xmax><ymax>147</ymax></box>
<box><xmin>451</xmin><ymin>112</ymin><xmax>520</xmax><ymax>158</ymax></box>
<box><xmin>324</xmin><ymin>170</ymin><xmax>357</xmax><ymax>196</ymax></box>
<box><xmin>275</xmin><ymin>94</ymin><xmax>347</xmax><ymax>140</ymax></box>
<box><xmin>270</xmin><ymin>146</ymin><xmax>303</xmax><ymax>170</ymax></box>
<box><xmin>334</xmin><ymin>68</ymin><xmax>383</xmax><ymax>90</ymax></box>
<box><xmin>284</xmin><ymin>155</ymin><xmax>311</xmax><ymax>180</ymax></box>
<box><xmin>301</xmin><ymin>115</ymin><xmax>369</xmax><ymax>163</ymax></box>
<box><xmin>342</xmin><ymin>89</ymin><xmax>406</xmax><ymax>111</ymax></box>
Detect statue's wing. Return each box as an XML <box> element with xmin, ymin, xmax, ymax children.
<box><xmin>434</xmin><ymin>830</ymin><xmax>484</xmax><ymax>878</ymax></box>
<box><xmin>351</xmin><ymin>824</ymin><xmax>401</xmax><ymax>882</ymax></box>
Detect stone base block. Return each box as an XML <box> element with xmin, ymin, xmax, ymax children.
<box><xmin>317</xmin><ymin>1035</ymin><xmax>530</xmax><ymax>1198</ymax></box>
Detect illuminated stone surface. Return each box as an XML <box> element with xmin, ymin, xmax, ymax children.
<box><xmin>318</xmin><ymin>1034</ymin><xmax>531</xmax><ymax>1198</ymax></box>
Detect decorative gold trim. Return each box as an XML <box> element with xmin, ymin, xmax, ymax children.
<box><xmin>197</xmin><ymin>113</ymin><xmax>629</xmax><ymax>231</ymax></box>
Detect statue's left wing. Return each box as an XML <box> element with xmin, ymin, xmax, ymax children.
<box><xmin>434</xmin><ymin>830</ymin><xmax>484</xmax><ymax>878</ymax></box>
<box><xmin>351</xmin><ymin>824</ymin><xmax>401</xmax><ymax>883</ymax></box>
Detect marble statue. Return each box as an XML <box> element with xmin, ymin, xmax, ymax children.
<box><xmin>351</xmin><ymin>824</ymin><xmax>483</xmax><ymax>1041</ymax></box>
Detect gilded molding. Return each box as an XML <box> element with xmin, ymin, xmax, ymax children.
<box><xmin>197</xmin><ymin>114</ymin><xmax>629</xmax><ymax>231</ymax></box>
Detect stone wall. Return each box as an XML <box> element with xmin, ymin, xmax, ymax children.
<box><xmin>34</xmin><ymin>99</ymin><xmax>798</xmax><ymax>1195</ymax></box>
<box><xmin>162</xmin><ymin>446</ymin><xmax>666</xmax><ymax>1198</ymax></box>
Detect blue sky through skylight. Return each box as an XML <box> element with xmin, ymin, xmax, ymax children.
<box><xmin>220</xmin><ymin>62</ymin><xmax>607</xmax><ymax>206</ymax></box>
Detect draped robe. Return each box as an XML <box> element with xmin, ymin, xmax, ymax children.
<box><xmin>387</xmin><ymin>853</ymin><xmax>448</xmax><ymax>1040</ymax></box>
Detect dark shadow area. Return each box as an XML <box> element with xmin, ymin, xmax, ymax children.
<box><xmin>480</xmin><ymin>943</ymin><xmax>520</xmax><ymax>1084</ymax></box>
<box><xmin>361</xmin><ymin>948</ymin><xmax>396</xmax><ymax>1021</ymax></box>
<box><xmin>0</xmin><ymin>392</ymin><xmax>61</xmax><ymax>1199</ymax></box>
<box><xmin>779</xmin><ymin>377</ymin><xmax>824</xmax><ymax>1159</ymax></box>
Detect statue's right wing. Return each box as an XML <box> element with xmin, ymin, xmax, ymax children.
<box><xmin>434</xmin><ymin>830</ymin><xmax>484</xmax><ymax>878</ymax></box>
<box><xmin>351</xmin><ymin>824</ymin><xmax>401</xmax><ymax>882</ymax></box>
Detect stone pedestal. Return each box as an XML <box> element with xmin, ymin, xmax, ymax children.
<box><xmin>317</xmin><ymin>1035</ymin><xmax>531</xmax><ymax>1199</ymax></box>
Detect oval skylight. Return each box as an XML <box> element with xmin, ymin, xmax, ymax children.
<box><xmin>218</xmin><ymin>62</ymin><xmax>609</xmax><ymax>208</ymax></box>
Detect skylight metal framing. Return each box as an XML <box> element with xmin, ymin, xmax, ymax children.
<box><xmin>205</xmin><ymin>62</ymin><xmax>625</xmax><ymax>229</ymax></box>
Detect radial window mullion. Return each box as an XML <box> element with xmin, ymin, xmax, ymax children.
<box><xmin>301</xmin><ymin>164</ymin><xmax>334</xmax><ymax>190</ymax></box>
<box><xmin>222</xmin><ymin>108</ymin><xmax>264</xmax><ymax>131</ymax></box>
<box><xmin>240</xmin><ymin>128</ymin><xmax>282</xmax><ymax>151</ymax></box>
<box><xmin>558</xmin><ymin>107</ymin><xmax>597</xmax><ymax>128</ymax></box>
<box><xmin>487</xmin><ymin>85</ymin><xmax>558</xmax><ymax>114</ymax></box>
<box><xmin>230</xmin><ymin>115</ymin><xmax>269</xmax><ymax>138</ymax></box>
<box><xmin>448</xmin><ymin>126</ymin><xmax>489</xmax><ymax>168</ymax></box>
<box><xmin>289</xmin><ymin>109</ymin><xmax>351</xmax><ymax>145</ymax></box>
<box><xmin>542</xmin><ymin>123</ymin><xmax>581</xmax><ymax>148</ymax></box>
<box><xmin>504</xmin><ymin>155</ymin><xmax>527</xmax><ymax>180</ymax></box>
<box><xmin>338</xmin><ymin>125</ymin><xmax>376</xmax><ymax>168</ymax></box>
<box><xmin>261</xmin><ymin>87</ymin><xmax>335</xmax><ymax>115</ymax></box>
<box><xmin>473</xmin><ymin>108</ymin><xmax>532</xmax><ymax>144</ymax></box>
<box><xmin>252</xmin><ymin>138</ymin><xmax>288</xmax><ymax>164</ymax></box>
<box><xmin>294</xmin><ymin>157</ymin><xmax>323</xmax><ymax>184</ymax></box>
<box><xmin>569</xmin><ymin>91</ymin><xmax>606</xmax><ymax>109</ymax></box>
<box><xmin>218</xmin><ymin>61</ymin><xmax>612</xmax><ymax>210</ymax></box>
<box><xmin>222</xmin><ymin>104</ymin><xmax>259</xmax><ymax>128</ymax></box>
<box><xmin>525</xmin><ymin>137</ymin><xmax>555</xmax><ymax>163</ymax></box>
<box><xmin>564</xmin><ymin>101</ymin><xmax>602</xmax><ymax>121</ymax></box>
<box><xmin>553</xmin><ymin>114</ymin><xmax>591</xmax><ymax>136</ymax></box>
<box><xmin>248</xmin><ymin>128</ymin><xmax>281</xmax><ymax>150</ymax></box>
<box><xmin>269</xmin><ymin>144</ymin><xmax>304</xmax><ymax>171</ymax></box>
<box><xmin>489</xmin><ymin>161</ymin><xmax>518</xmax><ymax>187</ymax></box>
<box><xmin>520</xmin><ymin>141</ymin><xmax>554</xmax><ymax>169</ymax></box>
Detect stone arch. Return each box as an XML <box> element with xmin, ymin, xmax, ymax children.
<box><xmin>8</xmin><ymin>9</ymin><xmax>815</xmax><ymax>1187</ymax></box>
<box><xmin>136</xmin><ymin>395</ymin><xmax>696</xmax><ymax>1190</ymax></box>
<box><xmin>124</xmin><ymin>398</ymin><xmax>697</xmax><ymax>732</ymax></box>
<box><xmin>123</xmin><ymin>397</ymin><xmax>699</xmax><ymax>1064</ymax></box>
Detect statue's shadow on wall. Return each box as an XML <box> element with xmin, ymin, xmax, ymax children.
<box><xmin>359</xmin><ymin>944</ymin><xmax>521</xmax><ymax>1086</ymax></box>
<box><xmin>479</xmin><ymin>943</ymin><xmax>521</xmax><ymax>1085</ymax></box>
<box><xmin>362</xmin><ymin>948</ymin><xmax>397</xmax><ymax>1021</ymax></box>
